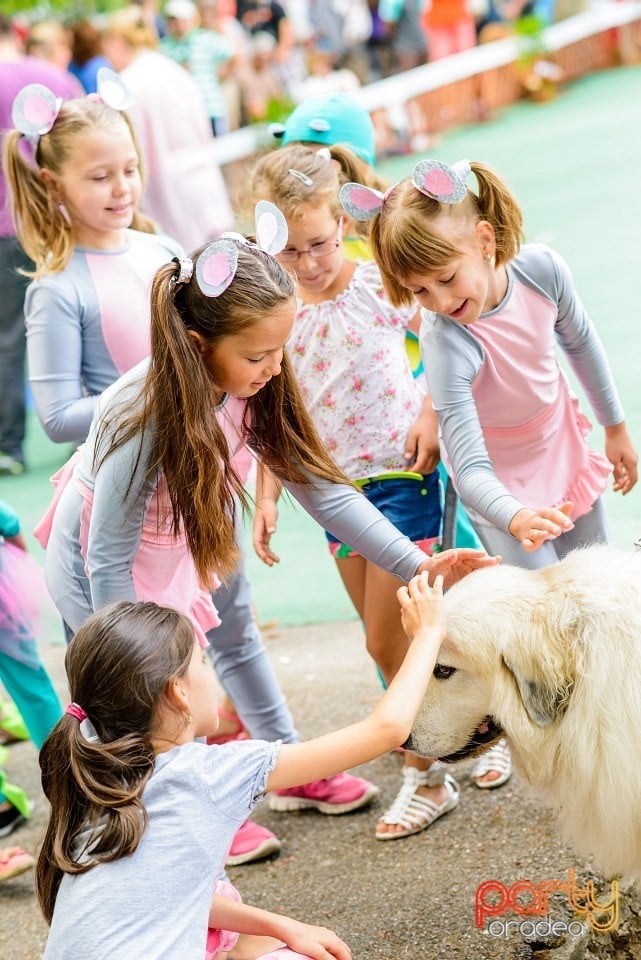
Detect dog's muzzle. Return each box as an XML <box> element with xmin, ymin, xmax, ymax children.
<box><xmin>438</xmin><ymin>717</ymin><xmax>504</xmax><ymax>763</ymax></box>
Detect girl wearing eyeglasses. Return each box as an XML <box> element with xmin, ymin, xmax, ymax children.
<box><xmin>248</xmin><ymin>144</ymin><xmax>459</xmax><ymax>844</ymax></box>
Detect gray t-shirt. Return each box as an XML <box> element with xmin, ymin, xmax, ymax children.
<box><xmin>43</xmin><ymin>738</ymin><xmax>279</xmax><ymax>960</ymax></box>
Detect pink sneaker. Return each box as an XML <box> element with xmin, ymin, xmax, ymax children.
<box><xmin>225</xmin><ymin>820</ymin><xmax>281</xmax><ymax>867</ymax></box>
<box><xmin>268</xmin><ymin>772</ymin><xmax>379</xmax><ymax>815</ymax></box>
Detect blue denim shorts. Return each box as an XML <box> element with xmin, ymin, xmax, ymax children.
<box><xmin>326</xmin><ymin>470</ymin><xmax>443</xmax><ymax>558</ymax></box>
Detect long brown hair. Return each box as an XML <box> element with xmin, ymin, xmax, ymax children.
<box><xmin>95</xmin><ymin>240</ymin><xmax>349</xmax><ymax>586</ymax></box>
<box><xmin>369</xmin><ymin>160</ymin><xmax>524</xmax><ymax>306</ymax></box>
<box><xmin>3</xmin><ymin>97</ymin><xmax>155</xmax><ymax>277</ymax></box>
<box><xmin>36</xmin><ymin>601</ymin><xmax>195</xmax><ymax>924</ymax></box>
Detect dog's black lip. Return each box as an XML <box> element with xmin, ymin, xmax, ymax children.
<box><xmin>438</xmin><ymin>717</ymin><xmax>503</xmax><ymax>763</ymax></box>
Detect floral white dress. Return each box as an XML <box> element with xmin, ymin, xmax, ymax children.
<box><xmin>289</xmin><ymin>261</ymin><xmax>423</xmax><ymax>480</ymax></box>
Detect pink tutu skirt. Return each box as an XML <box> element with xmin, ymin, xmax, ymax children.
<box><xmin>203</xmin><ymin>883</ymin><xmax>313</xmax><ymax>960</ymax></box>
<box><xmin>205</xmin><ymin>880</ymin><xmax>242</xmax><ymax>959</ymax></box>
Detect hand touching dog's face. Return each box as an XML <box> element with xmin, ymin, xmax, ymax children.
<box><xmin>404</xmin><ymin>562</ymin><xmax>576</xmax><ymax>763</ymax></box>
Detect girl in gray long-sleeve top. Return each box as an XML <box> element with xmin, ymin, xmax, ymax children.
<box><xmin>39</xmin><ymin>229</ymin><xmax>497</xmax><ymax>851</ymax></box>
<box><xmin>41</xmin><ymin>219</ymin><xmax>493</xmax><ymax>637</ymax></box>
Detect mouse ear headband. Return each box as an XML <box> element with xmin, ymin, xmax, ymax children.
<box><xmin>411</xmin><ymin>159</ymin><xmax>471</xmax><ymax>203</ymax></box>
<box><xmin>175</xmin><ymin>201</ymin><xmax>289</xmax><ymax>297</ymax></box>
<box><xmin>339</xmin><ymin>182</ymin><xmax>389</xmax><ymax>222</ymax></box>
<box><xmin>89</xmin><ymin>67</ymin><xmax>134</xmax><ymax>110</ymax></box>
<box><xmin>339</xmin><ymin>158</ymin><xmax>472</xmax><ymax>222</ymax></box>
<box><xmin>11</xmin><ymin>84</ymin><xmax>62</xmax><ymax>145</ymax></box>
<box><xmin>12</xmin><ymin>68</ymin><xmax>133</xmax><ymax>145</ymax></box>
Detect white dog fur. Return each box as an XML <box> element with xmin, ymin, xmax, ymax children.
<box><xmin>406</xmin><ymin>545</ymin><xmax>641</xmax><ymax>878</ymax></box>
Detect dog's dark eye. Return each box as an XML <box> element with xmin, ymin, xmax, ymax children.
<box><xmin>433</xmin><ymin>664</ymin><xmax>456</xmax><ymax>680</ymax></box>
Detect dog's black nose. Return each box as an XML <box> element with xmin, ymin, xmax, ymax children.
<box><xmin>401</xmin><ymin>735</ymin><xmax>414</xmax><ymax>751</ymax></box>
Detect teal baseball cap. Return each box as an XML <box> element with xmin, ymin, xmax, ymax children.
<box><xmin>273</xmin><ymin>93</ymin><xmax>376</xmax><ymax>167</ymax></box>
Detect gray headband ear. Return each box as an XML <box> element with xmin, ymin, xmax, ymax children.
<box><xmin>195</xmin><ymin>240</ymin><xmax>239</xmax><ymax>297</ymax></box>
<box><xmin>411</xmin><ymin>159</ymin><xmax>471</xmax><ymax>204</ymax></box>
<box><xmin>191</xmin><ymin>202</ymin><xmax>289</xmax><ymax>299</ymax></box>
<box><xmin>339</xmin><ymin>182</ymin><xmax>385</xmax><ymax>222</ymax></box>
<box><xmin>11</xmin><ymin>83</ymin><xmax>62</xmax><ymax>143</ymax></box>
<box><xmin>11</xmin><ymin>69</ymin><xmax>135</xmax><ymax>146</ymax></box>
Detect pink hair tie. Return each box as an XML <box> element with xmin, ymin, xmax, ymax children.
<box><xmin>66</xmin><ymin>703</ymin><xmax>88</xmax><ymax>722</ymax></box>
<box><xmin>66</xmin><ymin>703</ymin><xmax>101</xmax><ymax>742</ymax></box>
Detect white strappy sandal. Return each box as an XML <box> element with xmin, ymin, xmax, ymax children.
<box><xmin>375</xmin><ymin>767</ymin><xmax>460</xmax><ymax>840</ymax></box>
<box><xmin>472</xmin><ymin>738</ymin><xmax>512</xmax><ymax>789</ymax></box>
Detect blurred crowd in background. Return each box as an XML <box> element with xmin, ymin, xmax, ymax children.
<box><xmin>7</xmin><ymin>0</ymin><xmax>588</xmax><ymax>136</ymax></box>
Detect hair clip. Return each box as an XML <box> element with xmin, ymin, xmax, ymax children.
<box><xmin>411</xmin><ymin>159</ymin><xmax>471</xmax><ymax>204</ymax></box>
<box><xmin>92</xmin><ymin>67</ymin><xmax>134</xmax><ymax>110</ymax></box>
<box><xmin>339</xmin><ymin>182</ymin><xmax>385</xmax><ymax>222</ymax></box>
<box><xmin>288</xmin><ymin>168</ymin><xmax>313</xmax><ymax>187</ymax></box>
<box><xmin>11</xmin><ymin>83</ymin><xmax>62</xmax><ymax>144</ymax></box>
<box><xmin>316</xmin><ymin>147</ymin><xmax>332</xmax><ymax>162</ymax></box>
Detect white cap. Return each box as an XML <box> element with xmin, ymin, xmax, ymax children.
<box><xmin>165</xmin><ymin>0</ymin><xmax>197</xmax><ymax>20</ymax></box>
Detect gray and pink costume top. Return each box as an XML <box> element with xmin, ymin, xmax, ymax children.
<box><xmin>420</xmin><ymin>244</ymin><xmax>624</xmax><ymax>531</ymax></box>
<box><xmin>39</xmin><ymin>359</ymin><xmax>430</xmax><ymax>648</ymax></box>
<box><xmin>25</xmin><ymin>229</ymin><xmax>182</xmax><ymax>443</ymax></box>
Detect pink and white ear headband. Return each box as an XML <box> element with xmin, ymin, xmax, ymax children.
<box><xmin>339</xmin><ymin>159</ymin><xmax>472</xmax><ymax>222</ymax></box>
<box><xmin>175</xmin><ymin>201</ymin><xmax>288</xmax><ymax>297</ymax></box>
<box><xmin>11</xmin><ymin>67</ymin><xmax>133</xmax><ymax>145</ymax></box>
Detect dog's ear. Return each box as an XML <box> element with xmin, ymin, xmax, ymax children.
<box><xmin>501</xmin><ymin>654</ymin><xmax>573</xmax><ymax>727</ymax></box>
<box><xmin>496</xmin><ymin>581</ymin><xmax>584</xmax><ymax>727</ymax></box>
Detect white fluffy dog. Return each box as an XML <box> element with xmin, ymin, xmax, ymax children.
<box><xmin>406</xmin><ymin>545</ymin><xmax>641</xmax><ymax>878</ymax></box>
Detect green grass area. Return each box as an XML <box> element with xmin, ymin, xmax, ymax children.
<box><xmin>2</xmin><ymin>63</ymin><xmax>640</xmax><ymax>626</ymax></box>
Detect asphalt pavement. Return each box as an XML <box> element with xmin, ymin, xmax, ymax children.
<box><xmin>4</xmin><ymin>617</ymin><xmax>641</xmax><ymax>960</ymax></box>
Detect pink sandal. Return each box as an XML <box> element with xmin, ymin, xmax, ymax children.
<box><xmin>0</xmin><ymin>846</ymin><xmax>35</xmax><ymax>882</ymax></box>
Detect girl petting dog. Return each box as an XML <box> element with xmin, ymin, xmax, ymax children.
<box><xmin>36</xmin><ymin>203</ymin><xmax>497</xmax><ymax>877</ymax></box>
<box><xmin>38</xmin><ymin>577</ymin><xmax>446</xmax><ymax>959</ymax></box>
<box><xmin>5</xmin><ymin>75</ymin><xmax>380</xmax><ymax>866</ymax></box>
